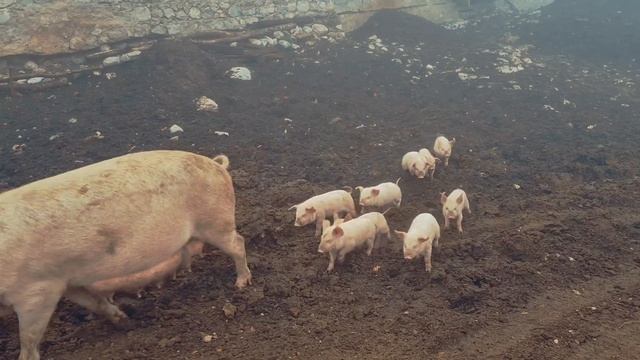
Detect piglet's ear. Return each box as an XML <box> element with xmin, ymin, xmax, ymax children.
<box><xmin>305</xmin><ymin>207</ymin><xmax>316</xmax><ymax>213</ymax></box>
<box><xmin>440</xmin><ymin>192</ymin><xmax>447</xmax><ymax>205</ymax></box>
<box><xmin>456</xmin><ymin>194</ymin><xmax>464</xmax><ymax>204</ymax></box>
<box><xmin>334</xmin><ymin>218</ymin><xmax>345</xmax><ymax>225</ymax></box>
<box><xmin>371</xmin><ymin>188</ymin><xmax>380</xmax><ymax>196</ymax></box>
<box><xmin>418</xmin><ymin>237</ymin><xmax>429</xmax><ymax>243</ymax></box>
<box><xmin>393</xmin><ymin>230</ymin><xmax>406</xmax><ymax>240</ymax></box>
<box><xmin>288</xmin><ymin>205</ymin><xmax>297</xmax><ymax>211</ymax></box>
<box><xmin>332</xmin><ymin>226</ymin><xmax>344</xmax><ymax>237</ymax></box>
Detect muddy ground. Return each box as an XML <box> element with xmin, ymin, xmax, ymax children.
<box><xmin>2</xmin><ymin>0</ymin><xmax>640</xmax><ymax>359</ymax></box>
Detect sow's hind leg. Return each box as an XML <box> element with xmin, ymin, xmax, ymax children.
<box><xmin>198</xmin><ymin>228</ymin><xmax>252</xmax><ymax>289</ymax></box>
<box><xmin>64</xmin><ymin>287</ymin><xmax>127</xmax><ymax>324</ymax></box>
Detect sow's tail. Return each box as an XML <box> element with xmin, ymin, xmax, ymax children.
<box><xmin>212</xmin><ymin>155</ymin><xmax>230</xmax><ymax>170</ymax></box>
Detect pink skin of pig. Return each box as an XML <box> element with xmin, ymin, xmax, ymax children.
<box><xmin>441</xmin><ymin>189</ymin><xmax>471</xmax><ymax>233</ymax></box>
<box><xmin>433</xmin><ymin>136</ymin><xmax>456</xmax><ymax>166</ymax></box>
<box><xmin>87</xmin><ymin>241</ymin><xmax>204</xmax><ymax>301</ymax></box>
<box><xmin>394</xmin><ymin>213</ymin><xmax>441</xmax><ymax>272</ymax></box>
<box><xmin>318</xmin><ymin>217</ymin><xmax>377</xmax><ymax>272</ymax></box>
<box><xmin>0</xmin><ymin>150</ymin><xmax>251</xmax><ymax>360</ymax></box>
<box><xmin>290</xmin><ymin>189</ymin><xmax>357</xmax><ymax>237</ymax></box>
<box><xmin>358</xmin><ymin>212</ymin><xmax>392</xmax><ymax>244</ymax></box>
<box><xmin>418</xmin><ymin>148</ymin><xmax>440</xmax><ymax>180</ymax></box>
<box><xmin>355</xmin><ymin>178</ymin><xmax>402</xmax><ymax>213</ymax></box>
<box><xmin>401</xmin><ymin>151</ymin><xmax>429</xmax><ymax>179</ymax></box>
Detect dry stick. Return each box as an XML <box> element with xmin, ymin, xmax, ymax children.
<box><xmin>189</xmin><ymin>23</ymin><xmax>297</xmax><ymax>44</ymax></box>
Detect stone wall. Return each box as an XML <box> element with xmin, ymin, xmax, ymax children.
<box><xmin>0</xmin><ymin>0</ymin><xmax>553</xmax><ymax>57</ymax></box>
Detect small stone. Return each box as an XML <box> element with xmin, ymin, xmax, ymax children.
<box><xmin>163</xmin><ymin>8</ymin><xmax>175</xmax><ymax>18</ymax></box>
<box><xmin>102</xmin><ymin>56</ymin><xmax>121</xmax><ymax>66</ymax></box>
<box><xmin>132</xmin><ymin>6</ymin><xmax>151</xmax><ymax>21</ymax></box>
<box><xmin>222</xmin><ymin>303</ymin><xmax>237</xmax><ymax>319</ymax></box>
<box><xmin>303</xmin><ymin>25</ymin><xmax>313</xmax><ymax>33</ymax></box>
<box><xmin>227</xmin><ymin>67</ymin><xmax>251</xmax><ymax>80</ymax></box>
<box><xmin>169</xmin><ymin>136</ymin><xmax>179</xmax><ymax>142</ymax></box>
<box><xmin>278</xmin><ymin>40</ymin><xmax>291</xmax><ymax>49</ymax></box>
<box><xmin>49</xmin><ymin>133</ymin><xmax>62</xmax><ymax>141</ymax></box>
<box><xmin>202</xmin><ymin>335</ymin><xmax>213</xmax><ymax>343</ymax></box>
<box><xmin>513</xmin><ymin>184</ymin><xmax>521</xmax><ymax>190</ymax></box>
<box><xmin>273</xmin><ymin>31</ymin><xmax>285</xmax><ymax>39</ymax></box>
<box><xmin>24</xmin><ymin>61</ymin><xmax>39</xmax><ymax>71</ymax></box>
<box><xmin>249</xmin><ymin>38</ymin><xmax>263</xmax><ymax>46</ymax></box>
<box><xmin>188</xmin><ymin>7</ymin><xmax>201</xmax><ymax>19</ymax></box>
<box><xmin>0</xmin><ymin>9</ymin><xmax>11</xmax><ymax>25</ymax></box>
<box><xmin>196</xmin><ymin>96</ymin><xmax>218</xmax><ymax>112</ymax></box>
<box><xmin>151</xmin><ymin>25</ymin><xmax>167</xmax><ymax>35</ymax></box>
<box><xmin>26</xmin><ymin>77</ymin><xmax>44</xmax><ymax>84</ymax></box>
<box><xmin>230</xmin><ymin>42</ymin><xmax>238</xmax><ymax>47</ymax></box>
<box><xmin>289</xmin><ymin>307</ymin><xmax>301</xmax><ymax>318</ymax></box>
<box><xmin>105</xmin><ymin>72</ymin><xmax>116</xmax><ymax>80</ymax></box>
<box><xmin>169</xmin><ymin>124</ymin><xmax>184</xmax><ymax>134</ymax></box>
<box><xmin>311</xmin><ymin>24</ymin><xmax>329</xmax><ymax>36</ymax></box>
<box><xmin>68</xmin><ymin>117</ymin><xmax>78</xmax><ymax>124</ymax></box>
<box><xmin>336</xmin><ymin>24</ymin><xmax>343</xmax><ymax>30</ymax></box>
<box><xmin>12</xmin><ymin>144</ymin><xmax>26</xmax><ymax>154</ymax></box>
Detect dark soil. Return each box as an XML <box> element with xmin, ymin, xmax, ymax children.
<box><xmin>2</xmin><ymin>1</ymin><xmax>640</xmax><ymax>359</ymax></box>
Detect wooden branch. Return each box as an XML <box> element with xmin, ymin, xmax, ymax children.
<box><xmin>189</xmin><ymin>23</ymin><xmax>297</xmax><ymax>45</ymax></box>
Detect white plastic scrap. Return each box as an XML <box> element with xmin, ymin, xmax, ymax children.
<box><xmin>214</xmin><ymin>131</ymin><xmax>229</xmax><ymax>136</ymax></box>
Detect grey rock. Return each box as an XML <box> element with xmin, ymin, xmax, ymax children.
<box><xmin>162</xmin><ymin>7</ymin><xmax>175</xmax><ymax>18</ymax></box>
<box><xmin>151</xmin><ymin>8</ymin><xmax>163</xmax><ymax>18</ymax></box>
<box><xmin>188</xmin><ymin>7</ymin><xmax>201</xmax><ymax>19</ymax></box>
<box><xmin>151</xmin><ymin>25</ymin><xmax>167</xmax><ymax>34</ymax></box>
<box><xmin>0</xmin><ymin>9</ymin><xmax>9</xmax><ymax>24</ymax></box>
<box><xmin>175</xmin><ymin>10</ymin><xmax>187</xmax><ymax>20</ymax></box>
<box><xmin>0</xmin><ymin>0</ymin><xmax>15</xmax><ymax>9</ymax></box>
<box><xmin>102</xmin><ymin>56</ymin><xmax>120</xmax><ymax>66</ymax></box>
<box><xmin>297</xmin><ymin>2</ymin><xmax>310</xmax><ymax>12</ymax></box>
<box><xmin>132</xmin><ymin>6</ymin><xmax>151</xmax><ymax>21</ymax></box>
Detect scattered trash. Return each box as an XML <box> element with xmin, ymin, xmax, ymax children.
<box><xmin>169</xmin><ymin>124</ymin><xmax>184</xmax><ymax>134</ymax></box>
<box><xmin>214</xmin><ymin>131</ymin><xmax>229</xmax><ymax>136</ymax></box>
<box><xmin>586</xmin><ymin>124</ymin><xmax>596</xmax><ymax>130</ymax></box>
<box><xmin>11</xmin><ymin>144</ymin><xmax>26</xmax><ymax>154</ymax></box>
<box><xmin>355</xmin><ymin>124</ymin><xmax>366</xmax><ymax>129</ymax></box>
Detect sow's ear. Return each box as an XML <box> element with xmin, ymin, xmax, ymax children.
<box><xmin>456</xmin><ymin>193</ymin><xmax>464</xmax><ymax>205</ymax></box>
<box><xmin>305</xmin><ymin>207</ymin><xmax>316</xmax><ymax>213</ymax></box>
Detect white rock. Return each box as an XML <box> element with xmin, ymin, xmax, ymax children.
<box><xmin>228</xmin><ymin>67</ymin><xmax>252</xmax><ymax>80</ymax></box>
<box><xmin>103</xmin><ymin>56</ymin><xmax>121</xmax><ymax>66</ymax></box>
<box><xmin>263</xmin><ymin>36</ymin><xmax>277</xmax><ymax>46</ymax></box>
<box><xmin>27</xmin><ymin>77</ymin><xmax>44</xmax><ymax>84</ymax></box>
<box><xmin>311</xmin><ymin>23</ymin><xmax>329</xmax><ymax>35</ymax></box>
<box><xmin>214</xmin><ymin>131</ymin><xmax>229</xmax><ymax>136</ymax></box>
<box><xmin>273</xmin><ymin>31</ymin><xmax>285</xmax><ymax>39</ymax></box>
<box><xmin>513</xmin><ymin>184</ymin><xmax>521</xmax><ymax>190</ymax></box>
<box><xmin>203</xmin><ymin>335</ymin><xmax>213</xmax><ymax>343</ymax></box>
<box><xmin>303</xmin><ymin>26</ymin><xmax>313</xmax><ymax>33</ymax></box>
<box><xmin>68</xmin><ymin>117</ymin><xmax>78</xmax><ymax>124</ymax></box>
<box><xmin>49</xmin><ymin>133</ymin><xmax>62</xmax><ymax>141</ymax></box>
<box><xmin>230</xmin><ymin>42</ymin><xmax>238</xmax><ymax>47</ymax></box>
<box><xmin>196</xmin><ymin>96</ymin><xmax>218</xmax><ymax>112</ymax></box>
<box><xmin>249</xmin><ymin>38</ymin><xmax>263</xmax><ymax>46</ymax></box>
<box><xmin>125</xmin><ymin>50</ymin><xmax>142</xmax><ymax>58</ymax></box>
<box><xmin>169</xmin><ymin>124</ymin><xmax>184</xmax><ymax>134</ymax></box>
<box><xmin>336</xmin><ymin>24</ymin><xmax>343</xmax><ymax>30</ymax></box>
<box><xmin>278</xmin><ymin>40</ymin><xmax>291</xmax><ymax>48</ymax></box>
<box><xmin>105</xmin><ymin>72</ymin><xmax>117</xmax><ymax>80</ymax></box>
